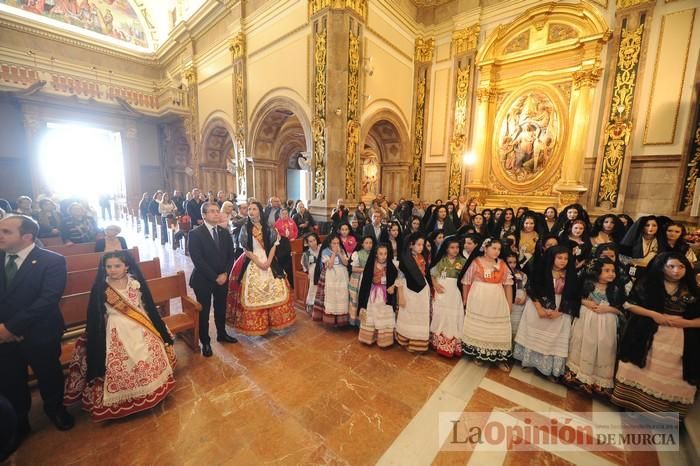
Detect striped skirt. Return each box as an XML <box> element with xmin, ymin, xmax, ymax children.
<box><xmin>462</xmin><ymin>280</ymin><xmax>512</xmax><ymax>362</ymax></box>
<box><xmin>612</xmin><ymin>326</ymin><xmax>697</xmax><ymax>420</ymax></box>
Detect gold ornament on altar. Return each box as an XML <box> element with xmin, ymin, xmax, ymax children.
<box><xmin>496</xmin><ymin>91</ymin><xmax>559</xmax><ymax>183</ymax></box>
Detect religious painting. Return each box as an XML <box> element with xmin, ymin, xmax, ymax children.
<box><xmin>0</xmin><ymin>0</ymin><xmax>149</xmax><ymax>48</ymax></box>
<box><xmin>496</xmin><ymin>90</ymin><xmax>559</xmax><ymax>183</ymax></box>
<box><xmin>360</xmin><ymin>151</ymin><xmax>379</xmax><ymax>198</ymax></box>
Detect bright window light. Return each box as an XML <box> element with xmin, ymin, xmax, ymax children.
<box><xmin>39</xmin><ymin>123</ymin><xmax>126</xmax><ymax>200</ymax></box>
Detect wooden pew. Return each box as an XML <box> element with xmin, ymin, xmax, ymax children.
<box><xmin>48</xmin><ymin>242</ymin><xmax>97</xmax><ymax>256</ymax></box>
<box><xmin>41</xmin><ymin>236</ymin><xmax>64</xmax><ymax>247</ymax></box>
<box><xmin>63</xmin><ymin>258</ymin><xmax>161</xmax><ymax>296</ymax></box>
<box><xmin>65</xmin><ymin>247</ymin><xmax>140</xmax><ymax>272</ymax></box>
<box><xmin>290</xmin><ymin>237</ymin><xmax>325</xmax><ymax>309</ymax></box>
<box><xmin>58</xmin><ymin>271</ymin><xmax>201</xmax><ymax>368</ymax></box>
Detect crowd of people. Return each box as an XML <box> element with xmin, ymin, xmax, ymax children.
<box><xmin>2</xmin><ymin>189</ymin><xmax>700</xmax><ymax>460</ymax></box>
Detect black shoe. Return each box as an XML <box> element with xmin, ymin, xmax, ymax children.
<box><xmin>202</xmin><ymin>343</ymin><xmax>213</xmax><ymax>357</ymax></box>
<box><xmin>217</xmin><ymin>334</ymin><xmax>238</xmax><ymax>344</ymax></box>
<box><xmin>48</xmin><ymin>409</ymin><xmax>74</xmax><ymax>431</ymax></box>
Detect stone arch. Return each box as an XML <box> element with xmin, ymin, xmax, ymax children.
<box><xmin>248</xmin><ymin>93</ymin><xmax>313</xmax><ymax>201</ymax></box>
<box><xmin>358</xmin><ymin>108</ymin><xmax>411</xmax><ymax>202</ymax></box>
<box><xmin>198</xmin><ymin>116</ymin><xmax>235</xmax><ymax>196</ymax></box>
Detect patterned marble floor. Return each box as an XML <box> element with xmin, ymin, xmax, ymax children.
<box><xmin>7</xmin><ymin>217</ymin><xmax>694</xmax><ymax>465</ymax></box>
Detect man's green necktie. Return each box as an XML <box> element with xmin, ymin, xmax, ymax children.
<box><xmin>4</xmin><ymin>254</ymin><xmax>18</xmax><ymax>285</ymax></box>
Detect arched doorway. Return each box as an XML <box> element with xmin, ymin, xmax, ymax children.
<box><xmin>360</xmin><ymin>115</ymin><xmax>410</xmax><ymax>202</ymax></box>
<box><xmin>199</xmin><ymin>119</ymin><xmax>235</xmax><ymax>195</ymax></box>
<box><xmin>249</xmin><ymin>97</ymin><xmax>312</xmax><ymax>202</ymax></box>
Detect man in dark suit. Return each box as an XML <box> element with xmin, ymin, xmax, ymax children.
<box><xmin>188</xmin><ymin>202</ymin><xmax>237</xmax><ymax>357</ymax></box>
<box><xmin>362</xmin><ymin>210</ymin><xmax>386</xmax><ymax>242</ymax></box>
<box><xmin>186</xmin><ymin>188</ymin><xmax>204</xmax><ymax>226</ymax></box>
<box><xmin>0</xmin><ymin>215</ymin><xmax>74</xmax><ymax>457</ymax></box>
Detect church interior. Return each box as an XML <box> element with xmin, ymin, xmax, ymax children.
<box><xmin>2</xmin><ymin>0</ymin><xmax>700</xmax><ymax>464</ymax></box>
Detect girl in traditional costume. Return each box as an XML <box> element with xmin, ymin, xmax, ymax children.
<box><xmin>612</xmin><ymin>252</ymin><xmax>700</xmax><ymax>420</ymax></box>
<box><xmin>337</xmin><ymin>222</ymin><xmax>357</xmax><ymax>256</ymax></box>
<box><xmin>515</xmin><ymin>213</ymin><xmax>540</xmax><ymax>269</ymax></box>
<box><xmin>226</xmin><ymin>202</ymin><xmax>296</xmax><ymax>336</ymax></box>
<box><xmin>312</xmin><ymin>234</ymin><xmax>351</xmax><ymax>327</ymax></box>
<box><xmin>301</xmin><ymin>233</ymin><xmax>321</xmax><ymax>315</ymax></box>
<box><xmin>461</xmin><ymin>233</ymin><xmax>481</xmax><ymax>261</ymax></box>
<box><xmin>429</xmin><ymin>236</ymin><xmax>467</xmax><ymax>358</ymax></box>
<box><xmin>461</xmin><ymin>238</ymin><xmax>513</xmax><ymax>370</ymax></box>
<box><xmin>505</xmin><ymin>252</ymin><xmax>528</xmax><ymax>338</ymax></box>
<box><xmin>396</xmin><ymin>232</ymin><xmax>432</xmax><ymax>353</ymax></box>
<box><xmin>349</xmin><ymin>235</ymin><xmax>375</xmax><ymax>326</ymax></box>
<box><xmin>560</xmin><ymin>219</ymin><xmax>592</xmax><ymax>270</ymax></box>
<box><xmin>590</xmin><ymin>214</ymin><xmax>625</xmax><ymax>253</ymax></box>
<box><xmin>64</xmin><ymin>251</ymin><xmax>176</xmax><ymax>421</ymax></box>
<box><xmin>620</xmin><ymin>215</ymin><xmax>662</xmax><ymax>281</ymax></box>
<box><xmin>357</xmin><ymin>243</ymin><xmax>398</xmax><ymax>347</ymax></box>
<box><xmin>513</xmin><ymin>245</ymin><xmax>580</xmax><ymax>379</ymax></box>
<box><xmin>564</xmin><ymin>258</ymin><xmax>625</xmax><ymax>396</ymax></box>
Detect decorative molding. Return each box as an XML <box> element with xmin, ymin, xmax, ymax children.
<box><xmin>572</xmin><ymin>67</ymin><xmax>603</xmax><ymax>90</ymax></box>
<box><xmin>451</xmin><ymin>24</ymin><xmax>480</xmax><ymax>56</ymax></box>
<box><xmin>308</xmin><ymin>0</ymin><xmax>367</xmax><ymax>19</ymax></box>
<box><xmin>679</xmin><ymin>101</ymin><xmax>700</xmax><ymax>212</ymax></box>
<box><xmin>345</xmin><ymin>27</ymin><xmax>361</xmax><ymax>199</ymax></box>
<box><xmin>411</xmin><ymin>69</ymin><xmax>428</xmax><ymax>198</ymax></box>
<box><xmin>312</xmin><ymin>26</ymin><xmax>328</xmax><ymax>200</ymax></box>
<box><xmin>596</xmin><ymin>24</ymin><xmax>644</xmax><ymax>207</ymax></box>
<box><xmin>504</xmin><ymin>30</ymin><xmax>529</xmax><ymax>54</ymax></box>
<box><xmin>414</xmin><ymin>37</ymin><xmax>435</xmax><ymax>63</ymax></box>
<box><xmin>229</xmin><ymin>33</ymin><xmax>246</xmax><ymax>61</ymax></box>
<box><xmin>616</xmin><ymin>0</ymin><xmax>655</xmax><ymax>9</ymax></box>
<box><xmin>547</xmin><ymin>23</ymin><xmax>578</xmax><ymax>44</ymax></box>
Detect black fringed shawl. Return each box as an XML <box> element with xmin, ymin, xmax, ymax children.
<box><xmin>357</xmin><ymin>254</ymin><xmax>398</xmax><ymax>310</ymax></box>
<box><xmin>237</xmin><ymin>219</ymin><xmax>285</xmax><ymax>280</ymax></box>
<box><xmin>525</xmin><ymin>247</ymin><xmax>581</xmax><ymax>317</ymax></box>
<box><xmin>399</xmin><ymin>251</ymin><xmax>432</xmax><ymax>293</ymax></box>
<box><xmin>618</xmin><ymin>282</ymin><xmax>700</xmax><ymax>386</ymax></box>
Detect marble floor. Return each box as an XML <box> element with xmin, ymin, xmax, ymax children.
<box><xmin>6</xmin><ymin>217</ymin><xmax>695</xmax><ymax>465</ymax></box>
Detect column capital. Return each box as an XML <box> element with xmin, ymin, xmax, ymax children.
<box><xmin>229</xmin><ymin>32</ymin><xmax>246</xmax><ymax>61</ymax></box>
<box><xmin>572</xmin><ymin>67</ymin><xmax>602</xmax><ymax>90</ymax></box>
<box><xmin>452</xmin><ymin>24</ymin><xmax>480</xmax><ymax>56</ymax></box>
<box><xmin>308</xmin><ymin>0</ymin><xmax>367</xmax><ymax>19</ymax></box>
<box><xmin>415</xmin><ymin>37</ymin><xmax>435</xmax><ymax>64</ymax></box>
<box><xmin>476</xmin><ymin>87</ymin><xmax>499</xmax><ymax>103</ymax></box>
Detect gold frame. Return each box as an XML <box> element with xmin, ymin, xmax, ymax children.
<box><xmin>490</xmin><ymin>83</ymin><xmax>569</xmax><ymax>194</ymax></box>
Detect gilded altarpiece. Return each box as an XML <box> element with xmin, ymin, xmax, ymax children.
<box><xmin>469</xmin><ymin>2</ymin><xmax>610</xmax><ymax>209</ymax></box>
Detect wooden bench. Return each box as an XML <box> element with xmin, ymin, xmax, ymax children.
<box><xmin>63</xmin><ymin>258</ymin><xmax>161</xmax><ymax>296</ymax></box>
<box><xmin>58</xmin><ymin>271</ymin><xmax>201</xmax><ymax>367</ymax></box>
<box><xmin>48</xmin><ymin>242</ymin><xmax>97</xmax><ymax>256</ymax></box>
<box><xmin>290</xmin><ymin>237</ymin><xmax>325</xmax><ymax>309</ymax></box>
<box><xmin>41</xmin><ymin>236</ymin><xmax>64</xmax><ymax>247</ymax></box>
<box><xmin>65</xmin><ymin>247</ymin><xmax>140</xmax><ymax>272</ymax></box>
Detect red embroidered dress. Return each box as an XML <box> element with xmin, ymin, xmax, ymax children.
<box><xmin>64</xmin><ymin>277</ymin><xmax>176</xmax><ymax>421</ymax></box>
